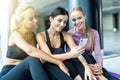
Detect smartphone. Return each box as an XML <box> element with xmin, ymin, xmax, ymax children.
<box><xmin>79</xmin><ymin>38</ymin><xmax>88</xmax><ymax>46</ymax></box>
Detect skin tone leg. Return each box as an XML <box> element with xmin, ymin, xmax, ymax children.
<box><xmin>96</xmin><ymin>76</ymin><xmax>108</xmax><ymax>80</ymax></box>
<box><xmin>74</xmin><ymin>75</ymin><xmax>83</xmax><ymax>80</ymax></box>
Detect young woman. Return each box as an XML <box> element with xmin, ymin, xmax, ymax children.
<box><xmin>0</xmin><ymin>4</ymin><xmax>69</xmax><ymax>80</ymax></box>
<box><xmin>36</xmin><ymin>7</ymin><xmax>96</xmax><ymax>80</ymax></box>
<box><xmin>67</xmin><ymin>6</ymin><xmax>119</xmax><ymax>80</ymax></box>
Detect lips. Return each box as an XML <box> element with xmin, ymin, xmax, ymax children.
<box><xmin>75</xmin><ymin>22</ymin><xmax>82</xmax><ymax>28</ymax></box>
<box><xmin>58</xmin><ymin>26</ymin><xmax>64</xmax><ymax>31</ymax></box>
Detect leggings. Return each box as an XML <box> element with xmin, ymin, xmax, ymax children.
<box><xmin>0</xmin><ymin>56</ymin><xmax>49</xmax><ymax>80</ymax></box>
<box><xmin>43</xmin><ymin>59</ymin><xmax>79</xmax><ymax>80</ymax></box>
<box><xmin>73</xmin><ymin>52</ymin><xmax>119</xmax><ymax>80</ymax></box>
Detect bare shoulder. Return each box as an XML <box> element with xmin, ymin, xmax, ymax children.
<box><xmin>62</xmin><ymin>31</ymin><xmax>72</xmax><ymax>41</ymax></box>
<box><xmin>10</xmin><ymin>31</ymin><xmax>25</xmax><ymax>40</ymax></box>
<box><xmin>11</xmin><ymin>31</ymin><xmax>21</xmax><ymax>37</ymax></box>
<box><xmin>36</xmin><ymin>31</ymin><xmax>45</xmax><ymax>37</ymax></box>
<box><xmin>8</xmin><ymin>31</ymin><xmax>23</xmax><ymax>46</ymax></box>
<box><xmin>62</xmin><ymin>31</ymin><xmax>72</xmax><ymax>37</ymax></box>
<box><xmin>36</xmin><ymin>31</ymin><xmax>46</xmax><ymax>40</ymax></box>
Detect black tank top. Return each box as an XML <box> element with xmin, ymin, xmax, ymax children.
<box><xmin>45</xmin><ymin>30</ymin><xmax>65</xmax><ymax>54</ymax></box>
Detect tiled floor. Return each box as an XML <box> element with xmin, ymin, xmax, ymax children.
<box><xmin>103</xmin><ymin>30</ymin><xmax>120</xmax><ymax>58</ymax></box>
<box><xmin>103</xmin><ymin>56</ymin><xmax>120</xmax><ymax>74</ymax></box>
<box><xmin>103</xmin><ymin>30</ymin><xmax>120</xmax><ymax>76</ymax></box>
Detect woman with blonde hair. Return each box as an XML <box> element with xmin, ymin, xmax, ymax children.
<box><xmin>0</xmin><ymin>4</ymin><xmax>69</xmax><ymax>80</ymax></box>
<box><xmin>67</xmin><ymin>6</ymin><xmax>119</xmax><ymax>80</ymax></box>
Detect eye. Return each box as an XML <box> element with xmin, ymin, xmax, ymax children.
<box><xmin>64</xmin><ymin>20</ymin><xmax>67</xmax><ymax>24</ymax></box>
<box><xmin>35</xmin><ymin>15</ymin><xmax>37</xmax><ymax>18</ymax></box>
<box><xmin>78</xmin><ymin>16</ymin><xmax>82</xmax><ymax>19</ymax></box>
<box><xmin>57</xmin><ymin>19</ymin><xmax>62</xmax><ymax>22</ymax></box>
<box><xmin>72</xmin><ymin>19</ymin><xmax>76</xmax><ymax>22</ymax></box>
<box><xmin>28</xmin><ymin>17</ymin><xmax>33</xmax><ymax>21</ymax></box>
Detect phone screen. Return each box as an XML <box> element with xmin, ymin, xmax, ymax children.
<box><xmin>79</xmin><ymin>38</ymin><xmax>88</xmax><ymax>46</ymax></box>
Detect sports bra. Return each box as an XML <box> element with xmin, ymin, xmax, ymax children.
<box><xmin>45</xmin><ymin>30</ymin><xmax>65</xmax><ymax>54</ymax></box>
<box><xmin>6</xmin><ymin>45</ymin><xmax>28</xmax><ymax>60</ymax></box>
<box><xmin>6</xmin><ymin>31</ymin><xmax>36</xmax><ymax>60</ymax></box>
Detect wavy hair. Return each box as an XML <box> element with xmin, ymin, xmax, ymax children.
<box><xmin>10</xmin><ymin>4</ymin><xmax>34</xmax><ymax>32</ymax></box>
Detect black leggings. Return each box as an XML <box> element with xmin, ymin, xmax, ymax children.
<box><xmin>75</xmin><ymin>52</ymin><xmax>120</xmax><ymax>80</ymax></box>
<box><xmin>0</xmin><ymin>56</ymin><xmax>49</xmax><ymax>80</ymax></box>
<box><xmin>43</xmin><ymin>59</ymin><xmax>79</xmax><ymax>80</ymax></box>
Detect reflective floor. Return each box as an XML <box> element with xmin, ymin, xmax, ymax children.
<box><xmin>103</xmin><ymin>30</ymin><xmax>120</xmax><ymax>58</ymax></box>
<box><xmin>103</xmin><ymin>30</ymin><xmax>120</xmax><ymax>75</ymax></box>
<box><xmin>103</xmin><ymin>55</ymin><xmax>120</xmax><ymax>74</ymax></box>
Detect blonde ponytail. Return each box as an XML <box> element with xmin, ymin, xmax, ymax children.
<box><xmin>86</xmin><ymin>27</ymin><xmax>94</xmax><ymax>55</ymax></box>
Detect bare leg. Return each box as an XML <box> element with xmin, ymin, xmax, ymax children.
<box><xmin>96</xmin><ymin>75</ymin><xmax>108</xmax><ymax>80</ymax></box>
<box><xmin>74</xmin><ymin>75</ymin><xmax>83</xmax><ymax>80</ymax></box>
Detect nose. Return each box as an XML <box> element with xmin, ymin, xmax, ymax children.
<box><xmin>34</xmin><ymin>18</ymin><xmax>38</xmax><ymax>23</ymax></box>
<box><xmin>60</xmin><ymin>22</ymin><xmax>64</xmax><ymax>27</ymax></box>
<box><xmin>75</xmin><ymin>20</ymin><xmax>79</xmax><ymax>24</ymax></box>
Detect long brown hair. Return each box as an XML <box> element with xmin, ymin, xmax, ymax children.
<box><xmin>70</xmin><ymin>7</ymin><xmax>94</xmax><ymax>54</ymax></box>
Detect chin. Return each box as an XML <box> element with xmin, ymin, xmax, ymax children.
<box><xmin>78</xmin><ymin>26</ymin><xmax>82</xmax><ymax>29</ymax></box>
<box><xmin>75</xmin><ymin>26</ymin><xmax>79</xmax><ymax>29</ymax></box>
<box><xmin>57</xmin><ymin>29</ymin><xmax>62</xmax><ymax>32</ymax></box>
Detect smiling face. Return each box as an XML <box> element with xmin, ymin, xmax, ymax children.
<box><xmin>70</xmin><ymin>10</ymin><xmax>86</xmax><ymax>30</ymax></box>
<box><xmin>50</xmin><ymin>15</ymin><xmax>68</xmax><ymax>32</ymax></box>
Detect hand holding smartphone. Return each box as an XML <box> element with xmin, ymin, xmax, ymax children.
<box><xmin>79</xmin><ymin>38</ymin><xmax>88</xmax><ymax>46</ymax></box>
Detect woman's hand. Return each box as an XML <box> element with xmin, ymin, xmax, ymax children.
<box><xmin>69</xmin><ymin>46</ymin><xmax>85</xmax><ymax>58</ymax></box>
<box><xmin>84</xmin><ymin>65</ymin><xmax>97</xmax><ymax>80</ymax></box>
<box><xmin>89</xmin><ymin>63</ymin><xmax>103</xmax><ymax>76</ymax></box>
<box><xmin>78</xmin><ymin>46</ymin><xmax>85</xmax><ymax>54</ymax></box>
<box><xmin>57</xmin><ymin>61</ymin><xmax>70</xmax><ymax>76</ymax></box>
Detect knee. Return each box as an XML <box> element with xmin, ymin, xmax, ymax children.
<box><xmin>25</xmin><ymin>56</ymin><xmax>42</xmax><ymax>64</ymax></box>
<box><xmin>74</xmin><ymin>75</ymin><xmax>83</xmax><ymax>80</ymax></box>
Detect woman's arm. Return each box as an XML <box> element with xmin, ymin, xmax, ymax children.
<box><xmin>36</xmin><ymin>32</ymin><xmax>81</xmax><ymax>61</ymax></box>
<box><xmin>94</xmin><ymin>30</ymin><xmax>103</xmax><ymax>64</ymax></box>
<box><xmin>12</xmin><ymin>31</ymin><xmax>63</xmax><ymax>65</ymax></box>
<box><xmin>64</xmin><ymin>32</ymin><xmax>97</xmax><ymax>80</ymax></box>
<box><xmin>63</xmin><ymin>32</ymin><xmax>91</xmax><ymax>66</ymax></box>
<box><xmin>12</xmin><ymin>31</ymin><xmax>70</xmax><ymax>76</ymax></box>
